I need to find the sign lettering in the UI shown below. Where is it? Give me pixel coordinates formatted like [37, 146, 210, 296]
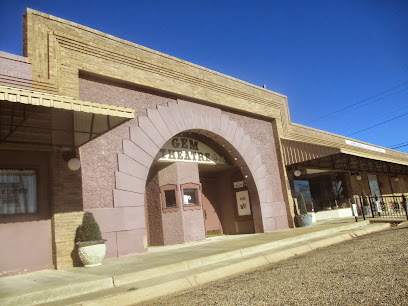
[156, 137, 225, 165]
[0, 183, 27, 201]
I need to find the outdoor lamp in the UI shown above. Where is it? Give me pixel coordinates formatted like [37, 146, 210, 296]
[352, 172, 362, 181]
[294, 169, 301, 177]
[68, 158, 81, 171]
[62, 150, 81, 171]
[391, 175, 399, 182]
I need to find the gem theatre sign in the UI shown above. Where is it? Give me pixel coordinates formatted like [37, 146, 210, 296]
[156, 137, 225, 165]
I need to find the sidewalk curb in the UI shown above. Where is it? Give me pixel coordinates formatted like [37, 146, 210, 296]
[397, 221, 408, 228]
[1, 276, 113, 306]
[113, 220, 369, 287]
[80, 223, 390, 306]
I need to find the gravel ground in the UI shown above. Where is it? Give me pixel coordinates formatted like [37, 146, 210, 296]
[146, 226, 408, 305]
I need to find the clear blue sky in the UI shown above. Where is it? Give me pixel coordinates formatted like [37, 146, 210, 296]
[1, 1, 407, 153]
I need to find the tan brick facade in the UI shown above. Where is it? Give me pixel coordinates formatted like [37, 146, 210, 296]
[23, 9, 408, 167]
[50, 149, 84, 268]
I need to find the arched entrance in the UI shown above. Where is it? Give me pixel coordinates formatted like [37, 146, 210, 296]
[145, 131, 258, 246]
[112, 99, 280, 253]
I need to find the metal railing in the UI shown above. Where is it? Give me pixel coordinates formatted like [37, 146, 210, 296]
[356, 195, 408, 220]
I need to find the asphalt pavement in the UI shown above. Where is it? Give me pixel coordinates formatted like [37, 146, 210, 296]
[146, 223, 408, 305]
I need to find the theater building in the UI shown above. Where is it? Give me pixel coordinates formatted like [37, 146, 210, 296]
[1, 9, 408, 275]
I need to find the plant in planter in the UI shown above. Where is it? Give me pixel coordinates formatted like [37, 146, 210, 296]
[361, 190, 372, 217]
[76, 211, 106, 267]
[295, 193, 313, 227]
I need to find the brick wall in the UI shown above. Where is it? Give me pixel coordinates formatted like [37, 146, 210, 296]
[50, 149, 84, 268]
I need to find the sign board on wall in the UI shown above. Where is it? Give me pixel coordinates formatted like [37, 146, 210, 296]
[345, 140, 386, 153]
[233, 181, 246, 189]
[236, 190, 251, 216]
[156, 137, 225, 165]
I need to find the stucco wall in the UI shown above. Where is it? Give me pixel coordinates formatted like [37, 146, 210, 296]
[146, 162, 205, 246]
[0, 51, 33, 90]
[79, 74, 176, 209]
[0, 150, 52, 275]
[175, 163, 205, 243]
[224, 111, 288, 231]
[145, 171, 164, 246]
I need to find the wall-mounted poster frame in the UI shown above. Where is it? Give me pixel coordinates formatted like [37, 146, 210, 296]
[235, 190, 251, 216]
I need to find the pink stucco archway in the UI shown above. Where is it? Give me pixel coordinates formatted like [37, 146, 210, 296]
[100, 99, 287, 256]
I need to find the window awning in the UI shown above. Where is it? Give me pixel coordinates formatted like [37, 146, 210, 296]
[0, 85, 135, 148]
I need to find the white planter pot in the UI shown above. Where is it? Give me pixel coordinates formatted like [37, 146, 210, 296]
[295, 214, 313, 227]
[77, 242, 106, 267]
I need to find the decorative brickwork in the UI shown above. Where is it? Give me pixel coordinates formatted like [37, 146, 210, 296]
[23, 8, 408, 167]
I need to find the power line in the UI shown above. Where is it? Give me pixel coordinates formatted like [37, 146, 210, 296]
[389, 140, 408, 148]
[306, 80, 408, 124]
[390, 143, 408, 150]
[339, 104, 408, 134]
[346, 111, 408, 137]
[308, 86, 408, 124]
[389, 141, 408, 150]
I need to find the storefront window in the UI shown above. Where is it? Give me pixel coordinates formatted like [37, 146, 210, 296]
[368, 174, 381, 197]
[331, 173, 350, 208]
[294, 180, 314, 212]
[0, 169, 37, 215]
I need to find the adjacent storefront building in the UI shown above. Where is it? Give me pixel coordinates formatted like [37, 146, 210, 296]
[1, 9, 408, 275]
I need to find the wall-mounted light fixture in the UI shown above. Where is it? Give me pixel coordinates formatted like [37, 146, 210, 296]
[68, 158, 81, 171]
[351, 172, 362, 181]
[62, 151, 81, 171]
[294, 169, 301, 177]
[391, 175, 399, 182]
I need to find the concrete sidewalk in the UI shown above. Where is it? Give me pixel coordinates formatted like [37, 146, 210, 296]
[0, 218, 395, 306]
